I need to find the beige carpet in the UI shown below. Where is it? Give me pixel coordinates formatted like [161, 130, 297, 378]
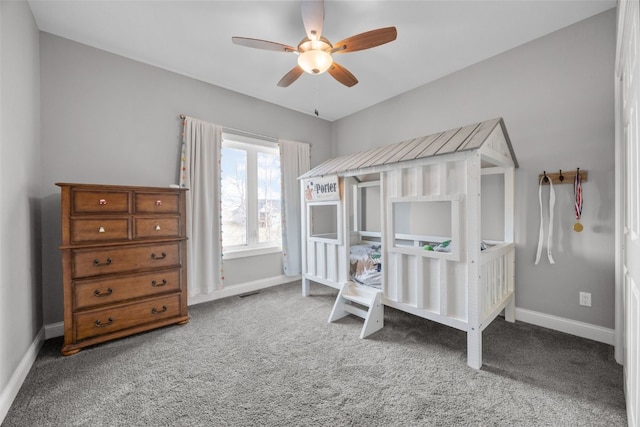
[3, 281, 626, 426]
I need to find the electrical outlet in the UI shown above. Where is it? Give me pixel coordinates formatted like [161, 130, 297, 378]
[579, 292, 592, 307]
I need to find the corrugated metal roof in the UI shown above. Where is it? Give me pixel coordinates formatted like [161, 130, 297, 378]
[300, 117, 517, 179]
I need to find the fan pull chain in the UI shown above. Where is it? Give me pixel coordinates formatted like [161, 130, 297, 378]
[314, 82, 320, 117]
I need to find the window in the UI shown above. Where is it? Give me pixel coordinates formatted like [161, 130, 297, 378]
[221, 133, 281, 257]
[308, 203, 339, 239]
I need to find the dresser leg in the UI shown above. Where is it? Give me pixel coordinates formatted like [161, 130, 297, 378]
[178, 319, 189, 325]
[61, 347, 81, 356]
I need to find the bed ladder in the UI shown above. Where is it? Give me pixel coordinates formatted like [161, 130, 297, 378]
[328, 282, 384, 339]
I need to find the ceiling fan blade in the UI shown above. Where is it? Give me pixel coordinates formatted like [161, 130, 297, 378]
[277, 66, 304, 87]
[328, 62, 358, 87]
[232, 37, 296, 53]
[333, 27, 397, 54]
[301, 0, 324, 40]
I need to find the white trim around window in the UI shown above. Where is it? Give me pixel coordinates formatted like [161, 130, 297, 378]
[221, 132, 282, 258]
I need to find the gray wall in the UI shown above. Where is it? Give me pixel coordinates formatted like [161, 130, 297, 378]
[0, 0, 42, 405]
[39, 33, 333, 324]
[333, 10, 616, 328]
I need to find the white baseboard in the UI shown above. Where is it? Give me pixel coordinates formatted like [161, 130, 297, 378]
[0, 327, 45, 425]
[515, 307, 615, 345]
[188, 274, 300, 306]
[45, 321, 64, 339]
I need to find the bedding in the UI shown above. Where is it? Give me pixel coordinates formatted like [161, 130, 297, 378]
[422, 240, 492, 252]
[350, 244, 382, 288]
[422, 240, 452, 252]
[350, 240, 490, 288]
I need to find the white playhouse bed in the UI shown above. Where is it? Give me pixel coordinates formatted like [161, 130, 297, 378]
[300, 117, 517, 369]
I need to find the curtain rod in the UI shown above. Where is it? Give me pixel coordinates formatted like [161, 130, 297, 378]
[179, 114, 279, 143]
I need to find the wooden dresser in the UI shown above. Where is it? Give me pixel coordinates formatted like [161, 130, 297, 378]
[57, 183, 189, 355]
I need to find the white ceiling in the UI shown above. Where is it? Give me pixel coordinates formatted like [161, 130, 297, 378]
[28, 0, 615, 122]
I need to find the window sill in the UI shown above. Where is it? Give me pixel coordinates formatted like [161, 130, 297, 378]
[223, 246, 282, 260]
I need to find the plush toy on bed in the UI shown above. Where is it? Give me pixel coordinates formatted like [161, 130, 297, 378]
[423, 240, 490, 252]
[423, 240, 452, 252]
[350, 244, 382, 287]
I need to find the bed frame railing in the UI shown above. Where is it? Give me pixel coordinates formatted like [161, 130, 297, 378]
[305, 230, 515, 331]
[479, 242, 515, 321]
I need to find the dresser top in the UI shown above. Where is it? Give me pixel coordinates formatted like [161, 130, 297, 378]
[56, 183, 187, 192]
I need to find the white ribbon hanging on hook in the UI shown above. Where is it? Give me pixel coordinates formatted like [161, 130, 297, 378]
[535, 175, 556, 265]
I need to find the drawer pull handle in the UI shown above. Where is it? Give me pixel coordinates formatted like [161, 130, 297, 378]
[98, 226, 106, 233]
[99, 199, 107, 205]
[151, 252, 167, 260]
[93, 258, 112, 267]
[152, 305, 168, 315]
[151, 279, 167, 287]
[95, 317, 114, 328]
[94, 287, 113, 297]
[155, 225, 161, 231]
[155, 200, 163, 206]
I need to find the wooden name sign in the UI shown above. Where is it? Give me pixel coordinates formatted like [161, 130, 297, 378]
[304, 176, 340, 202]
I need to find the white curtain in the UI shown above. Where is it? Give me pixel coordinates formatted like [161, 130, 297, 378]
[180, 117, 224, 297]
[279, 139, 310, 276]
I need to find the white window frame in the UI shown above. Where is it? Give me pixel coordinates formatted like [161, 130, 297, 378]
[221, 132, 282, 259]
[306, 200, 343, 244]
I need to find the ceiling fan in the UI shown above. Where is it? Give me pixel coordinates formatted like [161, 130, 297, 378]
[231, 0, 397, 88]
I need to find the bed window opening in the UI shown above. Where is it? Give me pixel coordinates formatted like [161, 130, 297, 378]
[221, 134, 282, 256]
[357, 180, 381, 234]
[389, 195, 462, 260]
[481, 173, 505, 242]
[393, 200, 451, 246]
[308, 202, 340, 241]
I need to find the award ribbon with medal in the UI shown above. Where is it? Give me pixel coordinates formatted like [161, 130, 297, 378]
[573, 169, 583, 232]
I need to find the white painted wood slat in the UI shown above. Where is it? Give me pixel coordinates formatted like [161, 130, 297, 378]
[400, 133, 443, 161]
[436, 123, 481, 155]
[326, 243, 337, 282]
[319, 152, 363, 176]
[418, 127, 462, 158]
[459, 118, 501, 151]
[350, 145, 392, 169]
[383, 137, 431, 164]
[369, 141, 411, 166]
[300, 117, 517, 180]
[307, 240, 316, 276]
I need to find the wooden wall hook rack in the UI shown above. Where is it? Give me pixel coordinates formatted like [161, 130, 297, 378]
[538, 169, 587, 185]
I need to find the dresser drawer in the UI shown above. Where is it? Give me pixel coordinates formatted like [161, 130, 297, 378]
[74, 268, 181, 310]
[72, 242, 181, 278]
[134, 217, 180, 239]
[72, 189, 130, 214]
[74, 294, 181, 341]
[70, 218, 130, 243]
[135, 192, 180, 214]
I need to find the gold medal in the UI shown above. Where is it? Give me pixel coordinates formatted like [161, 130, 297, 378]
[573, 222, 583, 232]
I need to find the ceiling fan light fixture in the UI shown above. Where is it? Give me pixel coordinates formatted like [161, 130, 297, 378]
[297, 49, 333, 74]
[232, 1, 397, 87]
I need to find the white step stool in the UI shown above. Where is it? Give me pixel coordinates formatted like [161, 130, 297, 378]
[328, 282, 384, 338]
